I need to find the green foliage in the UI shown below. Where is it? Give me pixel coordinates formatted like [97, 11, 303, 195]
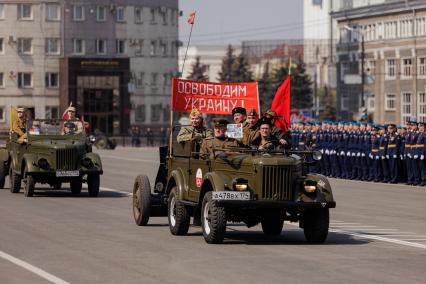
[218, 45, 253, 83]
[187, 56, 209, 81]
[258, 61, 274, 112]
[319, 86, 336, 121]
[218, 45, 236, 82]
[290, 63, 313, 109]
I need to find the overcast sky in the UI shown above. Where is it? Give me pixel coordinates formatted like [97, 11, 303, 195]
[178, 0, 303, 46]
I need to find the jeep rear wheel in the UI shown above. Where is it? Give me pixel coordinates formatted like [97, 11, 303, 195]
[87, 174, 100, 197]
[302, 208, 329, 244]
[261, 216, 284, 236]
[168, 187, 190, 235]
[201, 191, 226, 244]
[133, 175, 151, 226]
[0, 163, 5, 189]
[24, 167, 35, 197]
[9, 166, 21, 194]
[70, 179, 82, 195]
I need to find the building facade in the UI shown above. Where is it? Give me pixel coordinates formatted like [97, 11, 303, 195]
[0, 0, 178, 134]
[332, 0, 426, 123]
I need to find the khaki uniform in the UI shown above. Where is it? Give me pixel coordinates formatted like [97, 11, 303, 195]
[242, 124, 259, 145]
[252, 135, 278, 150]
[200, 136, 239, 159]
[177, 126, 213, 143]
[12, 118, 27, 144]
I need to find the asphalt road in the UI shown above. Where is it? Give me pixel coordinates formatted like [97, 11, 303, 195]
[1, 147, 426, 284]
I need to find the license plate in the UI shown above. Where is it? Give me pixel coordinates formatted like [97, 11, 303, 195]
[212, 191, 250, 201]
[56, 170, 79, 177]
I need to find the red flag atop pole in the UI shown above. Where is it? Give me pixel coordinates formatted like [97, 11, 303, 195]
[187, 11, 196, 25]
[271, 75, 291, 132]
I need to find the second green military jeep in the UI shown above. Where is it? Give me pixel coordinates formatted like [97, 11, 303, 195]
[0, 119, 103, 197]
[132, 138, 336, 244]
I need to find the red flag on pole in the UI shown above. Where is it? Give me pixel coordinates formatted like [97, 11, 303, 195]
[187, 11, 196, 25]
[271, 75, 291, 131]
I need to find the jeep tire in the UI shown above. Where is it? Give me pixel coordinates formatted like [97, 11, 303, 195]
[0, 162, 5, 189]
[133, 175, 151, 226]
[24, 167, 35, 197]
[168, 187, 190, 235]
[70, 179, 82, 195]
[9, 166, 21, 194]
[201, 191, 226, 244]
[87, 174, 100, 197]
[302, 208, 329, 244]
[261, 216, 284, 236]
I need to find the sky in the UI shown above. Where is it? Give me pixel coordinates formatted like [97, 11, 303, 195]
[178, 0, 303, 46]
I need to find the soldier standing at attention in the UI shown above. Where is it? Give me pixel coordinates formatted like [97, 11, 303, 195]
[397, 125, 407, 183]
[378, 125, 389, 183]
[242, 108, 259, 145]
[387, 124, 401, 184]
[407, 120, 420, 185]
[199, 118, 239, 159]
[415, 122, 426, 186]
[251, 117, 279, 150]
[12, 107, 27, 144]
[177, 108, 213, 143]
[370, 125, 381, 182]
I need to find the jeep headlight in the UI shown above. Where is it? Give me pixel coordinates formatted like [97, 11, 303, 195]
[37, 158, 49, 169]
[232, 178, 248, 191]
[313, 151, 322, 161]
[303, 180, 317, 193]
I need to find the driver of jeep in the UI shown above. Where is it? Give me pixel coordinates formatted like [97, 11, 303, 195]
[199, 118, 240, 159]
[63, 121, 76, 135]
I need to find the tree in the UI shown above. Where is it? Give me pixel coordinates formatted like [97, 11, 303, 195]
[218, 45, 236, 82]
[258, 61, 275, 112]
[187, 56, 209, 81]
[290, 62, 313, 109]
[319, 86, 337, 120]
[231, 53, 254, 82]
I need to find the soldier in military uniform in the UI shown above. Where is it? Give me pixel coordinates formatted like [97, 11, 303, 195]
[406, 120, 419, 185]
[251, 117, 279, 150]
[415, 122, 426, 186]
[199, 118, 240, 159]
[242, 108, 259, 145]
[12, 107, 27, 144]
[177, 108, 213, 143]
[378, 125, 390, 183]
[397, 125, 407, 183]
[387, 124, 401, 183]
[263, 109, 290, 148]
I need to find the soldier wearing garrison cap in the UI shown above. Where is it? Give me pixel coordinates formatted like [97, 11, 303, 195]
[199, 118, 239, 159]
[242, 108, 260, 145]
[12, 107, 28, 144]
[177, 108, 213, 143]
[63, 105, 84, 134]
[415, 121, 426, 185]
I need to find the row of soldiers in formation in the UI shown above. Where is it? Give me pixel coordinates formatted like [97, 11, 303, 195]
[289, 120, 426, 186]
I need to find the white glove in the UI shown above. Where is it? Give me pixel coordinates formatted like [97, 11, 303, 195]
[408, 154, 412, 158]
[320, 149, 324, 154]
[357, 153, 360, 157]
[386, 155, 389, 159]
[421, 155, 425, 160]
[400, 155, 404, 160]
[352, 153, 356, 157]
[341, 151, 345, 156]
[369, 153, 373, 159]
[361, 153, 366, 157]
[376, 156, 379, 160]
[414, 155, 419, 159]
[332, 150, 336, 155]
[325, 149, 329, 154]
[393, 155, 397, 159]
[381, 156, 385, 160]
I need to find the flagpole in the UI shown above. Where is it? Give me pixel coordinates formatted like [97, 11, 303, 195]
[285, 57, 292, 130]
[180, 12, 196, 77]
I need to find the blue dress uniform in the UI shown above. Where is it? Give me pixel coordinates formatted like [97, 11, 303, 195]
[317, 127, 326, 175]
[386, 125, 400, 184]
[323, 125, 331, 176]
[378, 128, 390, 183]
[398, 127, 407, 183]
[371, 130, 381, 182]
[415, 124, 426, 185]
[362, 129, 371, 180]
[409, 128, 420, 185]
[330, 127, 339, 177]
[347, 128, 356, 179]
[340, 127, 349, 178]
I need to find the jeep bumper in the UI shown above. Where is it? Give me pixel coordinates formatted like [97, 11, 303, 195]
[215, 200, 336, 209]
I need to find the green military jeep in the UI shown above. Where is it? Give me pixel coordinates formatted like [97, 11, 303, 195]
[0, 119, 103, 197]
[132, 138, 336, 244]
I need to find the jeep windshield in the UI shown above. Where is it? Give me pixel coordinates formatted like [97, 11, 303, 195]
[27, 119, 85, 137]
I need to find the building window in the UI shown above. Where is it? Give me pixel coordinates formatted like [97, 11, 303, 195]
[0, 72, 4, 87]
[134, 7, 143, 23]
[385, 94, 396, 111]
[0, 4, 4, 19]
[160, 41, 167, 57]
[73, 39, 85, 54]
[136, 72, 144, 88]
[46, 38, 60, 55]
[418, 57, 426, 77]
[135, 105, 145, 122]
[163, 105, 170, 122]
[416, 17, 426, 36]
[73, 5, 85, 21]
[18, 38, 32, 55]
[384, 21, 398, 39]
[45, 72, 59, 88]
[163, 73, 169, 86]
[151, 73, 158, 86]
[17, 72, 32, 88]
[150, 8, 156, 23]
[96, 6, 106, 21]
[170, 9, 176, 26]
[0, 38, 4, 54]
[366, 60, 375, 76]
[116, 39, 126, 55]
[418, 92, 426, 122]
[96, 39, 107, 55]
[367, 94, 375, 111]
[340, 62, 349, 82]
[340, 96, 348, 111]
[160, 8, 167, 25]
[45, 106, 59, 119]
[402, 92, 412, 123]
[385, 59, 396, 79]
[400, 19, 413, 38]
[18, 4, 32, 20]
[401, 58, 412, 78]
[46, 4, 60, 21]
[135, 40, 144, 56]
[150, 41, 156, 56]
[151, 104, 161, 122]
[0, 106, 5, 122]
[116, 6, 125, 22]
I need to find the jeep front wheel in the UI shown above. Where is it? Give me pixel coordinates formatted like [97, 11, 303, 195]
[261, 216, 284, 236]
[24, 167, 35, 197]
[302, 208, 329, 244]
[133, 175, 151, 226]
[70, 179, 82, 195]
[9, 166, 21, 194]
[201, 191, 226, 244]
[87, 174, 100, 197]
[0, 162, 5, 189]
[168, 187, 190, 235]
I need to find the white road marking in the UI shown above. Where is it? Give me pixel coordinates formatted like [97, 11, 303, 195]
[347, 229, 399, 231]
[100, 155, 158, 163]
[399, 238, 426, 241]
[0, 250, 70, 284]
[331, 225, 377, 228]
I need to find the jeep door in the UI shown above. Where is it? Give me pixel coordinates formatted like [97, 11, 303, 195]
[188, 158, 210, 201]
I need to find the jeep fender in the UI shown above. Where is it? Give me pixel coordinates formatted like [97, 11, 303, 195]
[0, 148, 9, 163]
[166, 168, 187, 200]
[199, 172, 232, 203]
[22, 153, 39, 174]
[83, 152, 103, 171]
[306, 173, 334, 203]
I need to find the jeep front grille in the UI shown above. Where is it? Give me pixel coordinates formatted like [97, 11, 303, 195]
[56, 149, 77, 170]
[261, 166, 293, 201]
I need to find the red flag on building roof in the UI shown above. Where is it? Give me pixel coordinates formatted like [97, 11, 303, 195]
[271, 76, 291, 132]
[187, 11, 196, 25]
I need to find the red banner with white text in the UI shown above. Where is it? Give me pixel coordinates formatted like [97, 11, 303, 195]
[171, 78, 259, 115]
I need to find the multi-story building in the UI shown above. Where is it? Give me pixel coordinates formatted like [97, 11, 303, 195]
[332, 0, 426, 123]
[0, 0, 179, 134]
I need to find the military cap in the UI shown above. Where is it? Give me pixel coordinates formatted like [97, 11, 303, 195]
[232, 107, 246, 116]
[418, 122, 426, 127]
[388, 123, 397, 128]
[67, 106, 76, 112]
[247, 108, 258, 117]
[264, 109, 277, 118]
[189, 107, 202, 118]
[212, 118, 229, 127]
[258, 117, 272, 126]
[17, 107, 25, 112]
